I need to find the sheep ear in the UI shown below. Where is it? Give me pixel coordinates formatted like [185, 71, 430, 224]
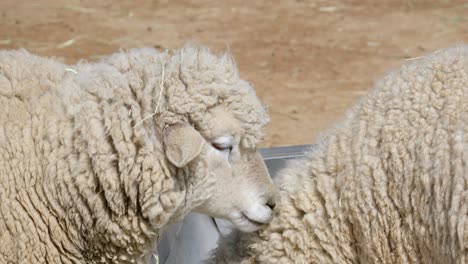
[163, 123, 204, 168]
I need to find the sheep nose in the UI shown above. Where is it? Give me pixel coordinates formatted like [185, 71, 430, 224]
[266, 199, 276, 210]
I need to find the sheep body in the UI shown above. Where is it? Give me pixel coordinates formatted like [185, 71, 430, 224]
[0, 45, 271, 263]
[210, 45, 468, 264]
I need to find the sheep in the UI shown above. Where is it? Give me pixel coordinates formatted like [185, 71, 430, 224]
[0, 44, 278, 264]
[209, 45, 468, 264]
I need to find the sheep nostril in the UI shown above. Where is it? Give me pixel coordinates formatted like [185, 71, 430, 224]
[266, 199, 276, 210]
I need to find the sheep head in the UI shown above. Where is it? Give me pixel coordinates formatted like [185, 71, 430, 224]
[156, 45, 277, 232]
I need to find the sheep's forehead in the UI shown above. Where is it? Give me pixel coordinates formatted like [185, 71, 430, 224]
[198, 106, 243, 140]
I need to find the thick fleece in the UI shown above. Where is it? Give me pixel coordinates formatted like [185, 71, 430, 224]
[210, 45, 468, 263]
[0, 45, 268, 263]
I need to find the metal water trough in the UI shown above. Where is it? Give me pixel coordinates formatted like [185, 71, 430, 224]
[155, 145, 311, 264]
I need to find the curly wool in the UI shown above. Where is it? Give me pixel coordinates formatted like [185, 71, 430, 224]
[210, 45, 468, 264]
[0, 45, 268, 263]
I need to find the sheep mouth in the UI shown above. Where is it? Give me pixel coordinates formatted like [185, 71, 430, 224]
[241, 212, 267, 227]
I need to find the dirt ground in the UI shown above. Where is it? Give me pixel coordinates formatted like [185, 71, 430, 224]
[1, 0, 467, 146]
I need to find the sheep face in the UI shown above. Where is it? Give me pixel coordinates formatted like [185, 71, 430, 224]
[164, 106, 277, 232]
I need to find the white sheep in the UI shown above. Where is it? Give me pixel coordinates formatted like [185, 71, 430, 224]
[0, 44, 277, 263]
[209, 45, 468, 264]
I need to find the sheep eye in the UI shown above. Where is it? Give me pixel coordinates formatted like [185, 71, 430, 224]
[212, 143, 232, 153]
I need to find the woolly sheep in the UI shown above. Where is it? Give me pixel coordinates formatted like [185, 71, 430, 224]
[0, 45, 278, 263]
[209, 45, 468, 263]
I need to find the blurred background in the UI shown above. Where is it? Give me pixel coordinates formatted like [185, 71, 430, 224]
[1, 0, 467, 147]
